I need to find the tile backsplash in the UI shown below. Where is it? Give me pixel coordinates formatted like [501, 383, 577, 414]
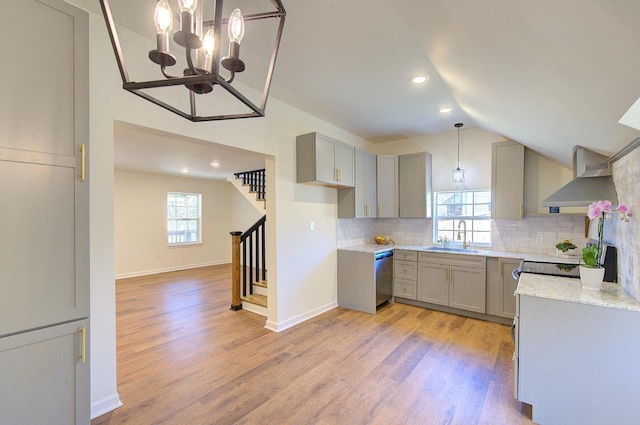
[338, 214, 588, 255]
[612, 148, 640, 300]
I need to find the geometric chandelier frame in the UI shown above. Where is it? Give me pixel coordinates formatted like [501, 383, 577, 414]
[99, 0, 286, 122]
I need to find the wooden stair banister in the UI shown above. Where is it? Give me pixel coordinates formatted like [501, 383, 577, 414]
[234, 169, 266, 201]
[230, 214, 267, 311]
[230, 231, 243, 311]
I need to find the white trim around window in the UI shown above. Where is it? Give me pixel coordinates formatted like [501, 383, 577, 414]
[433, 190, 492, 246]
[167, 192, 202, 246]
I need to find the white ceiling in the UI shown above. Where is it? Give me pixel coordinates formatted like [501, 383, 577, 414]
[78, 0, 640, 175]
[113, 123, 266, 180]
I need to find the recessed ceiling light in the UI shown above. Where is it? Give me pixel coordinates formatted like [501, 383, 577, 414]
[439, 107, 452, 114]
[411, 75, 429, 84]
[210, 161, 221, 167]
[180, 168, 190, 174]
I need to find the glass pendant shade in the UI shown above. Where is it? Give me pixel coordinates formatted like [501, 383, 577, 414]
[453, 167, 465, 183]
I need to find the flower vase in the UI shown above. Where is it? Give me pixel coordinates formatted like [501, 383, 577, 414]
[579, 266, 604, 291]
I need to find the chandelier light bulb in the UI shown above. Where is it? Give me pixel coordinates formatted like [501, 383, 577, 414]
[228, 9, 245, 44]
[154, 0, 173, 34]
[203, 28, 215, 56]
[202, 28, 215, 71]
[177, 0, 197, 13]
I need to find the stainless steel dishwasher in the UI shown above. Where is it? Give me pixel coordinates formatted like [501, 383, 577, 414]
[374, 250, 393, 308]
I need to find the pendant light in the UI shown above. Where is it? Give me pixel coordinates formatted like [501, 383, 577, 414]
[452, 123, 465, 183]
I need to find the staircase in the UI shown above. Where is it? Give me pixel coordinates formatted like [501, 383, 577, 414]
[228, 169, 266, 212]
[230, 169, 268, 316]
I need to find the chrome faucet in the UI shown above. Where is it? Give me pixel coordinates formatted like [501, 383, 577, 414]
[457, 220, 469, 249]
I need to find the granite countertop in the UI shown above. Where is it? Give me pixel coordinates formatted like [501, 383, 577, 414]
[338, 244, 578, 263]
[515, 272, 640, 313]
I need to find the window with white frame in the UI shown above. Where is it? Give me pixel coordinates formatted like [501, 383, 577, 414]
[434, 190, 492, 246]
[167, 192, 201, 245]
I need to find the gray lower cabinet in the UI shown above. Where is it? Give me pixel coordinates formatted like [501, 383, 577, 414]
[393, 250, 417, 299]
[417, 252, 487, 313]
[0, 1, 89, 423]
[0, 319, 90, 425]
[486, 257, 521, 318]
[338, 249, 390, 314]
[417, 262, 449, 305]
[517, 295, 640, 424]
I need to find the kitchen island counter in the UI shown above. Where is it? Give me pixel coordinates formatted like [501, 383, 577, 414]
[516, 272, 640, 313]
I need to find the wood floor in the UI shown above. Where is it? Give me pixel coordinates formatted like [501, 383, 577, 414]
[92, 265, 534, 425]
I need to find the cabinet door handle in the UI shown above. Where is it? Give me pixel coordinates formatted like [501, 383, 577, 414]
[520, 204, 523, 219]
[339, 168, 342, 181]
[80, 144, 86, 181]
[499, 259, 503, 277]
[80, 326, 86, 363]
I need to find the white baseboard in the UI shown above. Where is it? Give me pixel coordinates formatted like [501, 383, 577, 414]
[91, 393, 122, 419]
[264, 301, 338, 333]
[115, 260, 230, 280]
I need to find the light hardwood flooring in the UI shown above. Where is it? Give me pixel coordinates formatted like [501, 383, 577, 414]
[92, 265, 534, 425]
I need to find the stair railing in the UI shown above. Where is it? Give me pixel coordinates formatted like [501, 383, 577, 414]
[234, 168, 266, 201]
[230, 214, 266, 311]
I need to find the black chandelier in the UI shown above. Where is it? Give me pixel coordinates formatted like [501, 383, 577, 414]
[99, 0, 286, 121]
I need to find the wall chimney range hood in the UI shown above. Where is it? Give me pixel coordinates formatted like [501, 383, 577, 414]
[541, 146, 618, 207]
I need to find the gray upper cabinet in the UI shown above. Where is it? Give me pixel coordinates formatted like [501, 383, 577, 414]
[0, 1, 89, 423]
[296, 132, 355, 188]
[399, 152, 432, 218]
[486, 257, 521, 319]
[0, 0, 89, 338]
[491, 141, 525, 219]
[338, 149, 377, 218]
[376, 155, 399, 218]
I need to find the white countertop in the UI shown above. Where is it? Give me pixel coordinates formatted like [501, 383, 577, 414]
[339, 244, 639, 312]
[338, 244, 578, 263]
[516, 272, 640, 313]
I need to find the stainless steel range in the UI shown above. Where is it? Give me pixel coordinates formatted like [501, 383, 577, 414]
[512, 260, 580, 280]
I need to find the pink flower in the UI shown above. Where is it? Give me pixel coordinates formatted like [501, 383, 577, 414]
[585, 201, 632, 266]
[617, 204, 632, 222]
[587, 200, 613, 219]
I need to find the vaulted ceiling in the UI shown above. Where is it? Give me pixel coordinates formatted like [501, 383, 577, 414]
[76, 0, 640, 172]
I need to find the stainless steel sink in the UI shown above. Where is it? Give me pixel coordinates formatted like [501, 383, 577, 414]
[422, 246, 488, 254]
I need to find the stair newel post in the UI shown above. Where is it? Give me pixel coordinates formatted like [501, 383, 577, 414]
[230, 231, 243, 311]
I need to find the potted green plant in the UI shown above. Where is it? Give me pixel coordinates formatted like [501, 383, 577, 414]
[437, 235, 450, 248]
[580, 200, 632, 290]
[555, 239, 577, 256]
